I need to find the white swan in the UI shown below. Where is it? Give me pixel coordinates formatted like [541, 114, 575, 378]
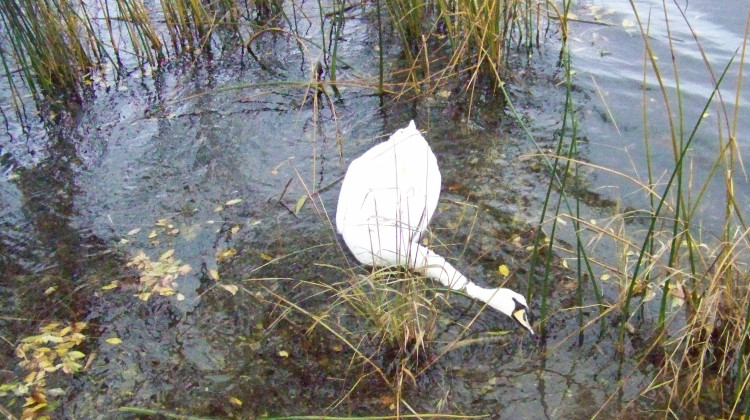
[336, 121, 534, 334]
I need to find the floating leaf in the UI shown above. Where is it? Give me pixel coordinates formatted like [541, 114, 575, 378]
[176, 293, 185, 301]
[294, 196, 307, 215]
[106, 337, 122, 345]
[562, 259, 569, 269]
[67, 351, 86, 360]
[127, 228, 141, 236]
[600, 274, 611, 281]
[44, 287, 56, 295]
[159, 249, 175, 261]
[178, 264, 192, 275]
[214, 205, 223, 212]
[209, 269, 219, 280]
[498, 265, 510, 277]
[148, 230, 157, 239]
[278, 350, 289, 358]
[260, 253, 273, 261]
[229, 396, 243, 406]
[221, 284, 239, 295]
[225, 198, 242, 206]
[231, 225, 240, 234]
[101, 281, 118, 290]
[217, 248, 237, 262]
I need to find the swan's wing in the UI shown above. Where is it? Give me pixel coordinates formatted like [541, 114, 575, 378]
[336, 121, 441, 262]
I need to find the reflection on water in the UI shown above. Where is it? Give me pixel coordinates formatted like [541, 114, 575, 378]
[1, 0, 747, 418]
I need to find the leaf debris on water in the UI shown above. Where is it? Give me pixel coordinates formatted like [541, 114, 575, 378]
[221, 284, 239, 295]
[498, 265, 510, 277]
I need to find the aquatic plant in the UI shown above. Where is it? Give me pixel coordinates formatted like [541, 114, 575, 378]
[512, 0, 750, 416]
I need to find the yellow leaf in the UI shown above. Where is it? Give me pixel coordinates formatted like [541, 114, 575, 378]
[101, 281, 118, 290]
[44, 287, 56, 295]
[498, 265, 510, 277]
[600, 274, 611, 281]
[229, 396, 242, 406]
[176, 293, 185, 301]
[260, 253, 273, 261]
[214, 205, 223, 212]
[67, 351, 86, 360]
[148, 230, 157, 239]
[127, 228, 141, 236]
[217, 248, 237, 262]
[562, 259, 569, 269]
[278, 350, 289, 358]
[221, 284, 239, 295]
[159, 249, 175, 261]
[209, 269, 219, 280]
[294, 196, 307, 215]
[105, 337, 122, 345]
[225, 198, 242, 206]
[58, 326, 71, 336]
[178, 264, 192, 275]
[138, 292, 152, 301]
[231, 225, 240, 234]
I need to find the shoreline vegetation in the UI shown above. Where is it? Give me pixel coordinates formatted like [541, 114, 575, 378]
[1, 0, 748, 418]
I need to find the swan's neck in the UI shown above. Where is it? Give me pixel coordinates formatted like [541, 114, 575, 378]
[408, 243, 518, 317]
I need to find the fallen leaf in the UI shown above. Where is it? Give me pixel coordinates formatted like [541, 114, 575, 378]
[225, 198, 242, 206]
[221, 284, 239, 295]
[44, 287, 56, 295]
[159, 249, 175, 261]
[214, 205, 223, 212]
[67, 351, 86, 360]
[278, 350, 289, 358]
[260, 253, 273, 261]
[217, 248, 237, 262]
[105, 337, 122, 345]
[231, 225, 240, 234]
[294, 196, 307, 215]
[209, 269, 219, 280]
[148, 230, 157, 239]
[229, 396, 242, 406]
[600, 274, 611, 281]
[178, 264, 192, 275]
[127, 228, 141, 236]
[101, 281, 118, 290]
[498, 265, 510, 277]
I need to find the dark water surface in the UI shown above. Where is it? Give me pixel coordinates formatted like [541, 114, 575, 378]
[1, 0, 747, 418]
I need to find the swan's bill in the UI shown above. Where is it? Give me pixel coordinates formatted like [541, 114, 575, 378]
[512, 307, 535, 335]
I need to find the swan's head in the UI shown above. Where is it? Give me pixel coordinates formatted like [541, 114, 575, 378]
[468, 284, 534, 335]
[507, 294, 534, 335]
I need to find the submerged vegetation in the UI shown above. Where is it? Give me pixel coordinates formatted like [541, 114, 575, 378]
[0, 0, 749, 418]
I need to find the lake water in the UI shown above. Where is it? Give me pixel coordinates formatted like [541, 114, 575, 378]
[0, 0, 747, 417]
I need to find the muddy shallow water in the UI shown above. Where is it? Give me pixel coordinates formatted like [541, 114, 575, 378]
[1, 0, 748, 418]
